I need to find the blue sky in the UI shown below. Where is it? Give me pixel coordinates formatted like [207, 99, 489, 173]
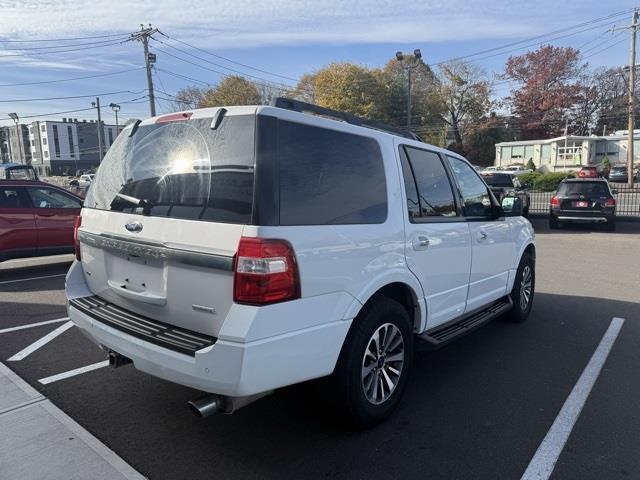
[0, 1, 637, 127]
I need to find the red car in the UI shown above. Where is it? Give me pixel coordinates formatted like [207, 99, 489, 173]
[578, 165, 608, 178]
[0, 180, 82, 262]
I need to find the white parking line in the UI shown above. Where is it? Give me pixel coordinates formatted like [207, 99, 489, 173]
[8, 321, 74, 362]
[521, 317, 625, 480]
[38, 360, 110, 385]
[0, 273, 66, 285]
[0, 317, 69, 334]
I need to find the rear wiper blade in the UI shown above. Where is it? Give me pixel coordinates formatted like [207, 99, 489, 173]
[115, 193, 154, 215]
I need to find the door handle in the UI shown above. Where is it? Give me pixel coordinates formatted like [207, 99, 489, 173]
[38, 212, 56, 217]
[478, 230, 488, 241]
[412, 236, 430, 251]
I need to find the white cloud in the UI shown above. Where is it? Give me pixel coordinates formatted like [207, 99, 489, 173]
[0, 0, 566, 48]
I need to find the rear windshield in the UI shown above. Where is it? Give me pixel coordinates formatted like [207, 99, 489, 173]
[1, 167, 37, 180]
[482, 174, 514, 187]
[86, 115, 255, 224]
[611, 166, 626, 171]
[558, 182, 609, 196]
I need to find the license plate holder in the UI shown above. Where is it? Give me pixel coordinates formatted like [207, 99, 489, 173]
[575, 201, 589, 208]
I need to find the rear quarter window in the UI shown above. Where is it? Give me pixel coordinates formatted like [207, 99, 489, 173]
[277, 120, 387, 225]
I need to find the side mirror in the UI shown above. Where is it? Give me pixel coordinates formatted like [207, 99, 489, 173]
[501, 196, 524, 217]
[611, 189, 618, 195]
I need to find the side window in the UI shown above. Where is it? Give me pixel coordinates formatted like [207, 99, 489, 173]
[278, 121, 387, 225]
[446, 156, 493, 217]
[0, 188, 29, 209]
[401, 146, 457, 218]
[27, 188, 81, 209]
[399, 148, 420, 219]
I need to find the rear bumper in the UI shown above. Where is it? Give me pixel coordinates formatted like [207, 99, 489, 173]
[550, 209, 615, 223]
[65, 261, 352, 397]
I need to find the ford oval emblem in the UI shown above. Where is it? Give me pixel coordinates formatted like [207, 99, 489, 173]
[125, 220, 143, 233]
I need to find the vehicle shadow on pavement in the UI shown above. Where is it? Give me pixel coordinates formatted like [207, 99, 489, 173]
[29, 292, 639, 480]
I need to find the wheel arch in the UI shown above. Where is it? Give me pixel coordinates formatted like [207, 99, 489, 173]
[345, 279, 426, 334]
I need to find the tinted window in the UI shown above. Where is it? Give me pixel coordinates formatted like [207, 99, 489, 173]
[446, 156, 493, 217]
[27, 188, 80, 209]
[402, 147, 456, 218]
[399, 148, 420, 219]
[278, 121, 387, 225]
[558, 182, 609, 196]
[0, 188, 29, 208]
[86, 115, 255, 224]
[483, 174, 514, 188]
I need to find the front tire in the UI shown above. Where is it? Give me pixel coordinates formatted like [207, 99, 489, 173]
[506, 253, 535, 323]
[332, 298, 414, 428]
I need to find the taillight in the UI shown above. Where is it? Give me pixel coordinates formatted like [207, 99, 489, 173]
[73, 215, 82, 261]
[233, 237, 300, 305]
[605, 198, 616, 207]
[550, 196, 560, 208]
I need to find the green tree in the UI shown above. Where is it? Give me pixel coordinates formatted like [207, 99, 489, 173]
[292, 63, 387, 119]
[174, 76, 262, 109]
[464, 113, 518, 166]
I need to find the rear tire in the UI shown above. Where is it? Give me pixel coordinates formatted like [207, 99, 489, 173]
[332, 298, 413, 428]
[506, 253, 535, 323]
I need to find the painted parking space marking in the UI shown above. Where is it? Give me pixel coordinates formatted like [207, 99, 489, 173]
[0, 317, 69, 335]
[8, 321, 74, 362]
[520, 317, 625, 480]
[38, 360, 110, 385]
[0, 273, 65, 285]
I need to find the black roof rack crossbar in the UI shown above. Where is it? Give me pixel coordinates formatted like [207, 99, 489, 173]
[271, 97, 422, 141]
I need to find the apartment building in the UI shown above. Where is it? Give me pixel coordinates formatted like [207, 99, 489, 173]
[29, 118, 123, 176]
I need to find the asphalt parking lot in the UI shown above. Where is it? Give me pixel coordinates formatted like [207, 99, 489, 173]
[1, 219, 639, 480]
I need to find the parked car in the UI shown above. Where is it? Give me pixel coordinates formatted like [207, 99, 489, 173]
[608, 165, 639, 183]
[77, 174, 95, 188]
[0, 180, 83, 262]
[482, 166, 501, 174]
[578, 165, 608, 178]
[0, 163, 38, 181]
[549, 178, 616, 231]
[66, 98, 536, 427]
[482, 172, 530, 217]
[504, 164, 531, 175]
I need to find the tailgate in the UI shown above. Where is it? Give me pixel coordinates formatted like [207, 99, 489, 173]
[78, 209, 242, 337]
[75, 109, 256, 337]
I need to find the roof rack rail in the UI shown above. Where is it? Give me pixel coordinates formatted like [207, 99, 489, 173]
[270, 97, 422, 142]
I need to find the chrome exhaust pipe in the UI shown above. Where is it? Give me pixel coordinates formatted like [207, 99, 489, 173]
[187, 390, 273, 418]
[188, 395, 220, 418]
[108, 351, 132, 368]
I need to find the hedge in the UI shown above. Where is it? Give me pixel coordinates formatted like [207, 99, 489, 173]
[532, 172, 576, 191]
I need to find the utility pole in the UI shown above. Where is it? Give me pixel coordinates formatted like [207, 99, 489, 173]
[627, 9, 638, 187]
[91, 98, 104, 163]
[395, 49, 422, 131]
[131, 25, 158, 117]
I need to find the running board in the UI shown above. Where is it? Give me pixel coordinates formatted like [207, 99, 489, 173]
[418, 297, 513, 349]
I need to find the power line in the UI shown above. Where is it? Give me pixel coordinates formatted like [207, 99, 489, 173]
[0, 89, 145, 103]
[431, 9, 633, 66]
[0, 38, 129, 57]
[0, 67, 144, 88]
[0, 32, 130, 43]
[0, 36, 131, 51]
[157, 31, 300, 83]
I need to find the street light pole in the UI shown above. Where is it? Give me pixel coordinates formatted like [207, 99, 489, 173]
[396, 49, 422, 131]
[109, 103, 121, 133]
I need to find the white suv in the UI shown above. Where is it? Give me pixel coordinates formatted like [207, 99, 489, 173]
[66, 99, 535, 427]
